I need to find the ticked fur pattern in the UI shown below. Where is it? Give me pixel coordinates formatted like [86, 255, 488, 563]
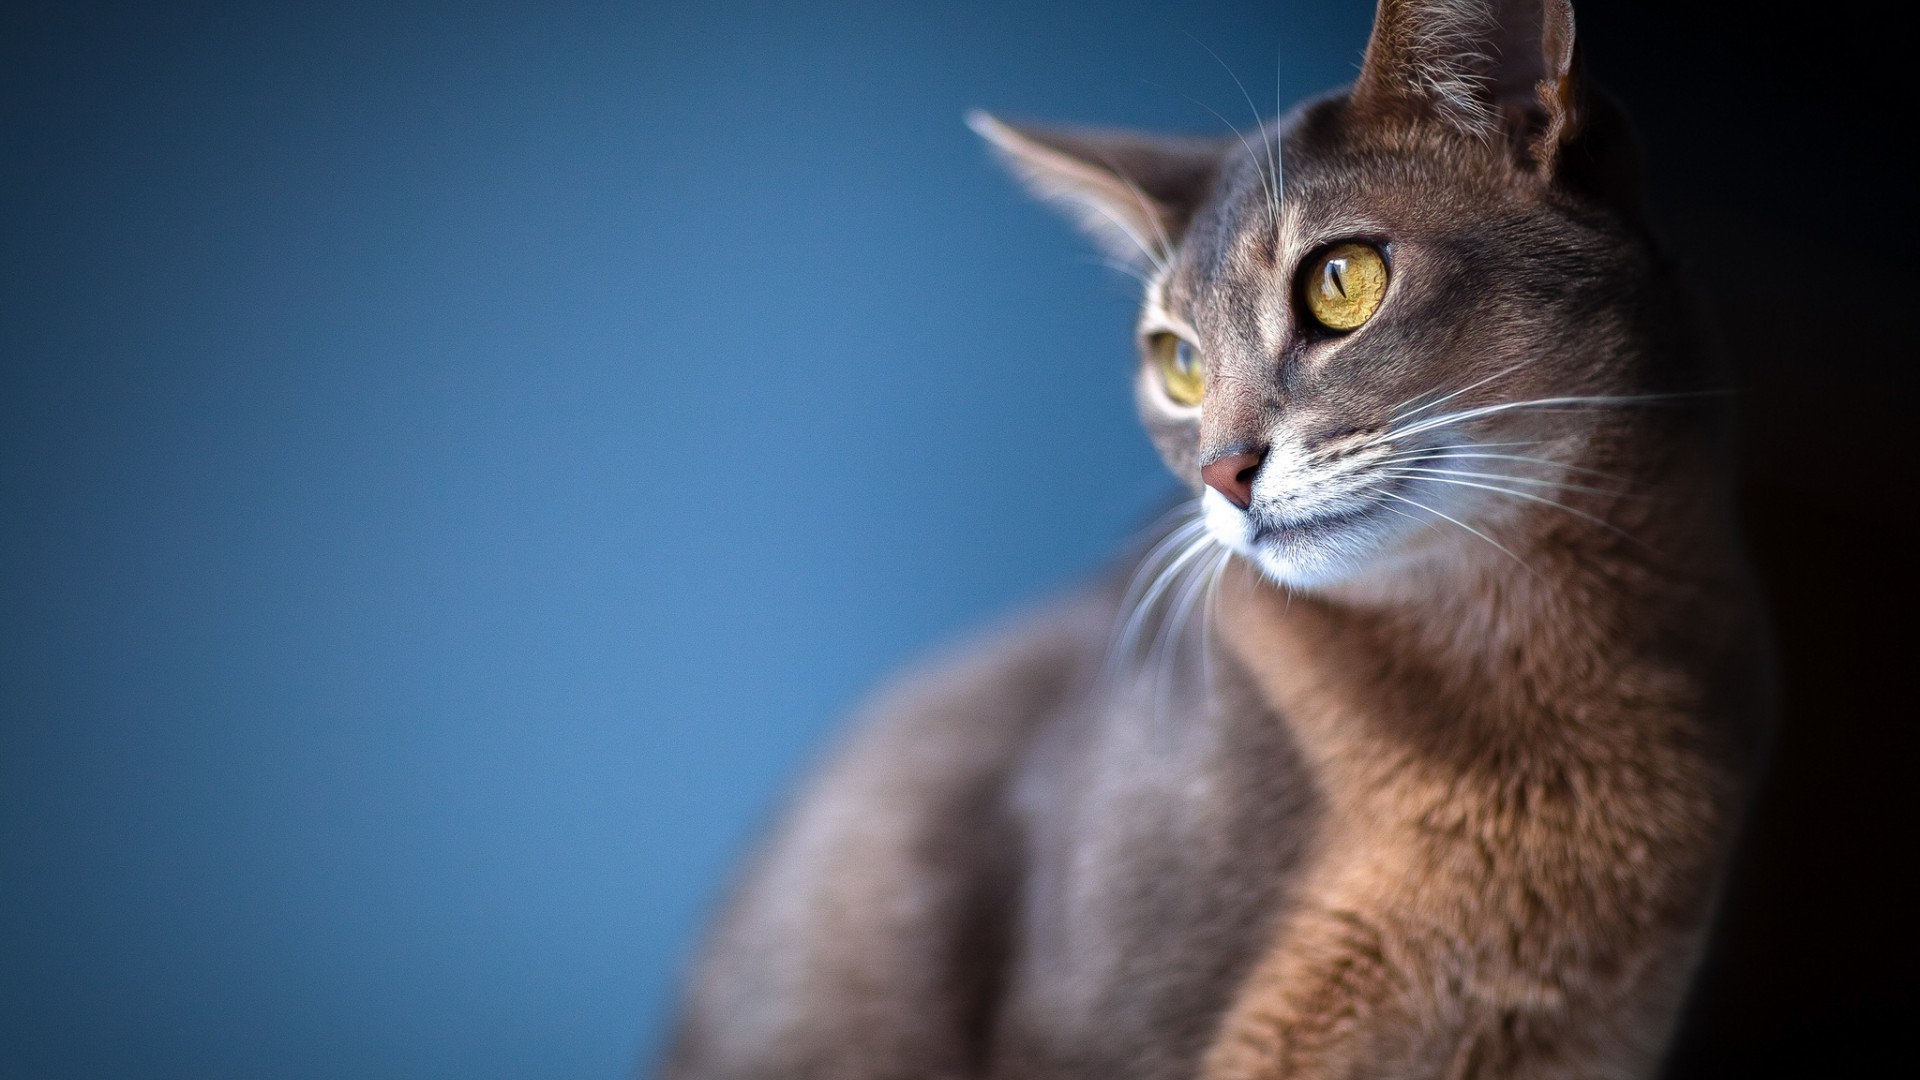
[663, 2, 1772, 1077]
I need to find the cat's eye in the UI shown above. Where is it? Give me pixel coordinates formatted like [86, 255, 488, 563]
[1302, 242, 1388, 332]
[1149, 332, 1204, 407]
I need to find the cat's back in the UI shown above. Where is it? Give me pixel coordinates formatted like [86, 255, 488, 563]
[663, 585, 1111, 1077]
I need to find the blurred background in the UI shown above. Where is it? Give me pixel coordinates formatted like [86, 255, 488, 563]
[2, 2, 1910, 1077]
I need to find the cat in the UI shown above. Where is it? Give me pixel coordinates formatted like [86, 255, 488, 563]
[661, 1, 1773, 1076]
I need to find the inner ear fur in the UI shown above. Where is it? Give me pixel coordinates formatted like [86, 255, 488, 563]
[1351, 0, 1584, 173]
[968, 110, 1226, 269]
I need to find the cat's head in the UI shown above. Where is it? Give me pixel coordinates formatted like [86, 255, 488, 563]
[976, 0, 1698, 592]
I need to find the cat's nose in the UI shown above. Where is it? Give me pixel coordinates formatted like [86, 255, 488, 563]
[1201, 448, 1265, 510]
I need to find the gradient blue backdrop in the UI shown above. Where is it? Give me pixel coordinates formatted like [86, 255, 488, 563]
[2, 3, 1372, 1077]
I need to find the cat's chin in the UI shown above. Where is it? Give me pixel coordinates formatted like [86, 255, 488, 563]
[1202, 488, 1396, 591]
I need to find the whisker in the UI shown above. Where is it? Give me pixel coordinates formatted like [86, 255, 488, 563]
[1366, 393, 1705, 449]
[1121, 507, 1205, 584]
[1106, 516, 1207, 671]
[1151, 537, 1220, 721]
[1375, 439, 1543, 457]
[1085, 150, 1179, 270]
[1115, 515, 1209, 613]
[1377, 500, 1435, 532]
[1271, 42, 1286, 230]
[1108, 524, 1216, 681]
[1388, 359, 1532, 424]
[1178, 31, 1279, 226]
[1081, 199, 1169, 276]
[1378, 489, 1538, 577]
[1074, 254, 1154, 289]
[1383, 471, 1647, 547]
[1136, 497, 1209, 536]
[1151, 80, 1276, 230]
[1375, 448, 1625, 482]
[1386, 465, 1637, 498]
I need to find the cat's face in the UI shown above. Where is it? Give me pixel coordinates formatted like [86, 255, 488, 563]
[980, 0, 1672, 591]
[1136, 106, 1647, 588]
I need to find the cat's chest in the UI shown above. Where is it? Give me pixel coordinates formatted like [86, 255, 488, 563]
[993, 669, 1322, 1076]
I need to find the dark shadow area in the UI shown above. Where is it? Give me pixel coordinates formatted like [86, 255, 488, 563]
[1576, 2, 1918, 1074]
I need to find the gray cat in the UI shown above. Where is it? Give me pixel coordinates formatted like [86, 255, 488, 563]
[663, 1, 1773, 1076]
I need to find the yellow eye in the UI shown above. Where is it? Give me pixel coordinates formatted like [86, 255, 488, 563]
[1149, 332, 1204, 406]
[1302, 242, 1388, 331]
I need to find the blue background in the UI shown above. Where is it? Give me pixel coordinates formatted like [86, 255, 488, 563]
[1, 2, 1375, 1076]
[14, 2, 1915, 1077]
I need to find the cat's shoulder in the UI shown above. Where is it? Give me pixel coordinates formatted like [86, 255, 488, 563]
[829, 583, 1119, 777]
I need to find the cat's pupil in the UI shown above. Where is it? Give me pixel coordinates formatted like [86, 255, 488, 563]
[1176, 340, 1195, 373]
[1327, 260, 1348, 298]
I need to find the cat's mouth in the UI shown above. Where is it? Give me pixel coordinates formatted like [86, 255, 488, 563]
[1207, 483, 1396, 543]
[1246, 503, 1381, 545]
[1203, 481, 1406, 588]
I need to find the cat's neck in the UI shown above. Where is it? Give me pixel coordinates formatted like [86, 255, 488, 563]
[1212, 444, 1741, 771]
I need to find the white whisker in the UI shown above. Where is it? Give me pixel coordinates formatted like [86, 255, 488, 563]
[1179, 32, 1279, 227]
[1378, 489, 1537, 577]
[1383, 471, 1646, 546]
[1106, 520, 1205, 677]
[1115, 516, 1209, 616]
[1081, 198, 1169, 276]
[1108, 519, 1216, 682]
[1374, 440, 1543, 460]
[1151, 537, 1221, 721]
[1386, 465, 1634, 498]
[1086, 150, 1178, 270]
[1155, 83, 1276, 230]
[1075, 254, 1154, 288]
[1388, 359, 1532, 424]
[1375, 448, 1626, 482]
[1365, 393, 1699, 449]
[1271, 42, 1286, 230]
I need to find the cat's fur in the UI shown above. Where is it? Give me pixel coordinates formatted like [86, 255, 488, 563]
[662, 1, 1773, 1077]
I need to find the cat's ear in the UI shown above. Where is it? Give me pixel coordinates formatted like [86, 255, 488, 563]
[968, 111, 1225, 269]
[1351, 0, 1584, 172]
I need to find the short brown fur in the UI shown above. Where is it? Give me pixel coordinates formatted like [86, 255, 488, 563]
[662, 3, 1772, 1077]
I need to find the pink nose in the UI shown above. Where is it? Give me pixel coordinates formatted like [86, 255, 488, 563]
[1201, 449, 1265, 510]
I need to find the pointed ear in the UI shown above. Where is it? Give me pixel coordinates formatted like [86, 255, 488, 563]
[967, 110, 1225, 269]
[1351, 0, 1584, 171]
